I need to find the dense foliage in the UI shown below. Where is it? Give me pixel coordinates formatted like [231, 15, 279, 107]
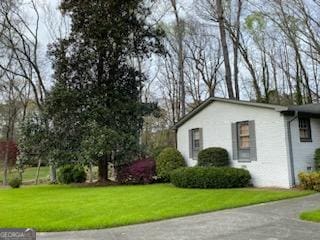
[156, 148, 186, 182]
[299, 172, 320, 191]
[198, 147, 229, 167]
[117, 157, 156, 184]
[170, 167, 251, 189]
[315, 149, 320, 171]
[8, 177, 22, 188]
[19, 0, 164, 182]
[58, 165, 87, 184]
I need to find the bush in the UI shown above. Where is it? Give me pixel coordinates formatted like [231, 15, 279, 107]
[72, 166, 87, 183]
[58, 165, 87, 184]
[117, 157, 156, 184]
[9, 177, 22, 188]
[299, 172, 320, 191]
[170, 167, 251, 189]
[151, 145, 171, 159]
[198, 147, 229, 167]
[315, 149, 320, 171]
[156, 147, 186, 182]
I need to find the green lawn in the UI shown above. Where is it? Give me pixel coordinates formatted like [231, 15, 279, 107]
[300, 209, 320, 222]
[0, 167, 50, 183]
[0, 184, 313, 232]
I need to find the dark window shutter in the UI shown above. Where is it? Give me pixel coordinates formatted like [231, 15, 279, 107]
[231, 123, 238, 160]
[189, 129, 193, 158]
[249, 120, 257, 161]
[199, 128, 203, 151]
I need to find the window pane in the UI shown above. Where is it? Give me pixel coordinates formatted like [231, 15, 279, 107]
[194, 139, 200, 148]
[239, 149, 250, 159]
[237, 121, 251, 159]
[300, 129, 306, 139]
[240, 124, 249, 136]
[193, 129, 200, 140]
[240, 136, 250, 149]
[299, 118, 311, 141]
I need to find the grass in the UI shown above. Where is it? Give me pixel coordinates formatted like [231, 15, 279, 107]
[0, 184, 313, 232]
[0, 167, 50, 183]
[300, 209, 320, 222]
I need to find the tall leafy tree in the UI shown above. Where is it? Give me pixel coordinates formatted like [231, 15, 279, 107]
[39, 0, 164, 182]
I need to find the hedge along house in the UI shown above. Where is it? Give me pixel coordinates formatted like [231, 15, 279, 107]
[173, 97, 320, 188]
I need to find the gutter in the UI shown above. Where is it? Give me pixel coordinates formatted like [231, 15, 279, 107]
[287, 111, 298, 187]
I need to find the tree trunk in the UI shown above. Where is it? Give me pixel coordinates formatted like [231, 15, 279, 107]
[98, 156, 109, 183]
[35, 158, 41, 185]
[295, 55, 303, 105]
[171, 0, 186, 117]
[233, 0, 242, 100]
[50, 165, 57, 184]
[3, 142, 9, 186]
[89, 162, 93, 183]
[216, 0, 234, 99]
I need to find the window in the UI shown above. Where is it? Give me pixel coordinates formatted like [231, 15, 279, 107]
[232, 121, 257, 161]
[299, 118, 312, 142]
[237, 121, 250, 160]
[192, 128, 200, 160]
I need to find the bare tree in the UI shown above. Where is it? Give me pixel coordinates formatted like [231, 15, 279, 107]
[184, 21, 223, 98]
[0, 0, 47, 110]
[169, 0, 186, 117]
[215, 0, 234, 99]
[0, 69, 27, 185]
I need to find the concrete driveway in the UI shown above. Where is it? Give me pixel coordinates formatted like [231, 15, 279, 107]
[38, 194, 320, 240]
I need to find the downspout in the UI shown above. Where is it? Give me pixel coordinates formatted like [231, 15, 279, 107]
[287, 111, 298, 187]
[174, 128, 178, 149]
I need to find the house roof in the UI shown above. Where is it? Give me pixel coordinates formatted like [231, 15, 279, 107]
[287, 104, 320, 115]
[173, 97, 320, 129]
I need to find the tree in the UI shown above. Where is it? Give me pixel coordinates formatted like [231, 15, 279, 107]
[0, 0, 47, 109]
[170, 0, 186, 117]
[18, 113, 51, 184]
[215, 0, 234, 99]
[27, 0, 164, 182]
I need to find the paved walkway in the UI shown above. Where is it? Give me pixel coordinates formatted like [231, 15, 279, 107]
[38, 194, 320, 240]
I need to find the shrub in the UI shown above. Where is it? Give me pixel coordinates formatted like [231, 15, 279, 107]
[299, 172, 320, 191]
[315, 149, 320, 171]
[156, 147, 186, 182]
[198, 147, 229, 167]
[151, 145, 171, 159]
[170, 167, 251, 189]
[72, 166, 87, 183]
[9, 177, 22, 188]
[58, 165, 87, 184]
[117, 157, 156, 184]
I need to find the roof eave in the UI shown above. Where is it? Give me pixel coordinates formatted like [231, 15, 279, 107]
[172, 97, 289, 130]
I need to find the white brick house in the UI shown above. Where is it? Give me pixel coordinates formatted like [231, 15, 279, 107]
[173, 98, 320, 188]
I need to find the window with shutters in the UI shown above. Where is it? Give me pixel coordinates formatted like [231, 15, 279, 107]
[237, 121, 250, 160]
[299, 118, 312, 142]
[192, 128, 200, 160]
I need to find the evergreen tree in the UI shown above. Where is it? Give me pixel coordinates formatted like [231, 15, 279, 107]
[41, 0, 163, 182]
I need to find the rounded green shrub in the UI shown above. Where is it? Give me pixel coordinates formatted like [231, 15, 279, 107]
[9, 176, 22, 189]
[170, 167, 251, 189]
[156, 147, 186, 182]
[58, 165, 87, 184]
[315, 148, 320, 171]
[72, 166, 87, 183]
[198, 147, 229, 167]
